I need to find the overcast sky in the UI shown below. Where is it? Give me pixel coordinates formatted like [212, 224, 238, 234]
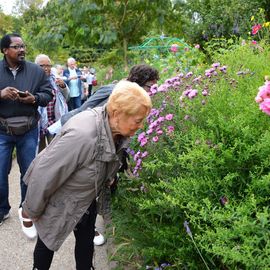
[0, 0, 49, 15]
[0, 0, 16, 14]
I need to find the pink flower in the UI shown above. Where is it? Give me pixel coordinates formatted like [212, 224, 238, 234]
[170, 44, 178, 53]
[195, 44, 200, 49]
[141, 151, 148, 158]
[157, 129, 163, 135]
[146, 128, 154, 135]
[152, 136, 159, 142]
[251, 40, 257, 45]
[140, 137, 148, 147]
[138, 132, 146, 142]
[255, 81, 270, 103]
[158, 84, 169, 92]
[134, 151, 141, 161]
[252, 24, 262, 35]
[167, 126, 175, 134]
[260, 98, 270, 115]
[165, 114, 173, 120]
[188, 89, 198, 99]
[157, 116, 165, 123]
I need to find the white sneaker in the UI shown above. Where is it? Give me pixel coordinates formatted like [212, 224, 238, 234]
[0, 212, 10, 226]
[18, 207, 37, 240]
[94, 230, 105, 246]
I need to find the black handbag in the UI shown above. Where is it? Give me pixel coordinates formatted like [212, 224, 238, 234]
[0, 116, 38, 135]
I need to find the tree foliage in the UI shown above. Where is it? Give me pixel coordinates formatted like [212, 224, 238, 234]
[181, 0, 266, 43]
[1, 0, 269, 66]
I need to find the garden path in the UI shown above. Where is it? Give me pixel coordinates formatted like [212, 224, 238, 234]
[0, 159, 109, 270]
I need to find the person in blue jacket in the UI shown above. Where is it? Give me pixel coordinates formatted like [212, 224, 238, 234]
[63, 57, 85, 111]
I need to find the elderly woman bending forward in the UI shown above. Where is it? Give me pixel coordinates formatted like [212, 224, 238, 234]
[22, 80, 152, 270]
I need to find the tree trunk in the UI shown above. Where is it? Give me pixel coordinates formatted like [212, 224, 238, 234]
[123, 37, 128, 72]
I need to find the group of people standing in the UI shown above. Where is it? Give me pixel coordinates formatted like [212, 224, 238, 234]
[0, 32, 159, 269]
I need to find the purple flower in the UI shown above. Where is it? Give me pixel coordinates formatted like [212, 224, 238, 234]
[183, 89, 191, 96]
[141, 151, 148, 158]
[173, 81, 181, 87]
[188, 89, 198, 99]
[220, 195, 229, 207]
[219, 66, 227, 73]
[205, 72, 212, 77]
[127, 148, 135, 156]
[136, 159, 142, 167]
[185, 71, 193, 78]
[152, 136, 159, 142]
[212, 62, 220, 68]
[158, 85, 169, 92]
[202, 90, 208, 96]
[192, 76, 202, 83]
[149, 121, 158, 129]
[146, 128, 154, 135]
[157, 116, 165, 123]
[150, 88, 157, 95]
[179, 73, 184, 78]
[134, 151, 141, 161]
[165, 79, 173, 84]
[184, 221, 193, 237]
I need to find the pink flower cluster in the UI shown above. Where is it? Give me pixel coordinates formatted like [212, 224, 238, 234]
[130, 110, 175, 175]
[252, 24, 262, 35]
[129, 63, 230, 176]
[255, 79, 270, 115]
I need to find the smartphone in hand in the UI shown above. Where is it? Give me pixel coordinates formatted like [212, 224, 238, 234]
[17, 91, 27, 97]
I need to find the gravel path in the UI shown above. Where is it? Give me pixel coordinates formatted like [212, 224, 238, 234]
[0, 159, 109, 270]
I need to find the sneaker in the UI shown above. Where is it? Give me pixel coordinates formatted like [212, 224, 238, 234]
[0, 212, 10, 226]
[94, 230, 105, 246]
[18, 207, 37, 240]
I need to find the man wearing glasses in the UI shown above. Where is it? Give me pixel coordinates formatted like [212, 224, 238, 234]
[0, 33, 53, 237]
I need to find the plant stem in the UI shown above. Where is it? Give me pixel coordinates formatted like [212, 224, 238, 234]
[190, 235, 210, 270]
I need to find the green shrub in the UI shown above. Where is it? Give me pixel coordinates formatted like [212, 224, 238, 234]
[111, 42, 270, 269]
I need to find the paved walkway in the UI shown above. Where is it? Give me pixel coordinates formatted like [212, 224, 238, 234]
[0, 159, 109, 270]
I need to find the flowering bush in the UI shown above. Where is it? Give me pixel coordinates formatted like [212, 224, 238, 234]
[129, 62, 228, 176]
[250, 8, 270, 42]
[111, 43, 270, 269]
[255, 76, 270, 115]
